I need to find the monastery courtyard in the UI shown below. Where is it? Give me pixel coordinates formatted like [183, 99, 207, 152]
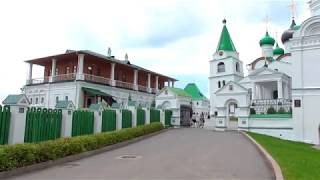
[6, 129, 273, 180]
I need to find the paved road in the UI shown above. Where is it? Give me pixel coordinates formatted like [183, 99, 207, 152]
[7, 129, 274, 180]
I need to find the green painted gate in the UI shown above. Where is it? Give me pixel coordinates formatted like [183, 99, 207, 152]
[72, 110, 94, 137]
[150, 108, 160, 123]
[165, 110, 173, 127]
[122, 109, 132, 129]
[0, 106, 10, 145]
[136, 108, 145, 126]
[24, 108, 62, 143]
[102, 109, 117, 132]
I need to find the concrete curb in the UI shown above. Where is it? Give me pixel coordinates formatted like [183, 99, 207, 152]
[241, 131, 284, 180]
[0, 128, 170, 179]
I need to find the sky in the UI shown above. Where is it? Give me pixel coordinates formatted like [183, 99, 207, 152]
[0, 0, 310, 101]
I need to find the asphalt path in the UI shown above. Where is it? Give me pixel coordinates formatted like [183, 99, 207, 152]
[7, 128, 274, 180]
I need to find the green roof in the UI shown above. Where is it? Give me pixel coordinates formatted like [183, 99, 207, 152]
[2, 94, 25, 105]
[184, 83, 208, 101]
[82, 87, 111, 97]
[259, 31, 275, 46]
[55, 100, 74, 109]
[168, 87, 192, 98]
[216, 19, 237, 52]
[273, 43, 285, 55]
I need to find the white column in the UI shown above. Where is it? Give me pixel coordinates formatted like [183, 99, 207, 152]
[252, 83, 256, 100]
[93, 111, 102, 134]
[77, 54, 84, 80]
[111, 63, 116, 86]
[147, 73, 151, 92]
[155, 76, 159, 91]
[134, 70, 138, 90]
[28, 63, 33, 84]
[277, 80, 283, 99]
[61, 109, 73, 137]
[8, 106, 27, 144]
[172, 81, 175, 88]
[49, 58, 57, 82]
[167, 80, 171, 87]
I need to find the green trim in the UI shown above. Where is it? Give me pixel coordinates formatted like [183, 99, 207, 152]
[249, 114, 292, 119]
[216, 20, 237, 52]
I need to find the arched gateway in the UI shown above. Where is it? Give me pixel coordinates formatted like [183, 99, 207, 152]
[225, 99, 239, 130]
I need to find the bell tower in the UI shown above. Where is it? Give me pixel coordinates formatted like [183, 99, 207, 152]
[209, 19, 244, 115]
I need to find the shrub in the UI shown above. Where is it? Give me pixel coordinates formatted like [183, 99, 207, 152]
[267, 107, 276, 114]
[278, 107, 286, 114]
[0, 123, 164, 172]
[250, 108, 256, 115]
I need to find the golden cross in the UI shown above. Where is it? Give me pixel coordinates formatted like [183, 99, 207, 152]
[289, 0, 297, 18]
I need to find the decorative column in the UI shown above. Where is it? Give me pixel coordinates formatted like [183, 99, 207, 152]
[77, 54, 84, 80]
[277, 80, 283, 99]
[111, 63, 116, 86]
[49, 58, 57, 82]
[155, 76, 159, 92]
[252, 83, 256, 100]
[134, 70, 138, 90]
[27, 63, 33, 84]
[147, 73, 151, 93]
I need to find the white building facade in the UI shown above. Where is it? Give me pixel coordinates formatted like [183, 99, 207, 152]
[207, 0, 320, 145]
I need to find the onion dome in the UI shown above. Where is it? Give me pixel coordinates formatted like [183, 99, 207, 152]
[259, 31, 275, 47]
[273, 43, 284, 55]
[281, 18, 296, 44]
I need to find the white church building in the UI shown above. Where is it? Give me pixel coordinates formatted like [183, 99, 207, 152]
[207, 0, 320, 145]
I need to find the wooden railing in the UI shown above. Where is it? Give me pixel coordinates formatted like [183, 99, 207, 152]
[84, 74, 111, 85]
[53, 73, 76, 82]
[115, 80, 134, 90]
[27, 74, 157, 94]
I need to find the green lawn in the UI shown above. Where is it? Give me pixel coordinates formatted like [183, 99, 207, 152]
[247, 132, 320, 180]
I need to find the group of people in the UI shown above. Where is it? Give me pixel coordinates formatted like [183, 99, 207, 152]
[191, 112, 205, 128]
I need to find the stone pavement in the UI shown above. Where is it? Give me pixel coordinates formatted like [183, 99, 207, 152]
[7, 128, 274, 180]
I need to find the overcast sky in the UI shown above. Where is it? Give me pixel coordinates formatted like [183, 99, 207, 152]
[0, 0, 310, 101]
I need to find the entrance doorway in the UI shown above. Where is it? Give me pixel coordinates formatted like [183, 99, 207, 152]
[226, 100, 238, 130]
[180, 105, 192, 127]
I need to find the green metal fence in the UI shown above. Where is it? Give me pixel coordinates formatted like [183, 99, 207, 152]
[165, 110, 173, 127]
[150, 108, 160, 123]
[24, 108, 62, 143]
[72, 110, 94, 137]
[0, 106, 10, 145]
[136, 108, 145, 126]
[122, 109, 132, 129]
[102, 109, 117, 132]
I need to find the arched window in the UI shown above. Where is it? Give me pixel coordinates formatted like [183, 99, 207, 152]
[218, 81, 221, 88]
[217, 62, 225, 72]
[236, 62, 240, 72]
[223, 80, 226, 86]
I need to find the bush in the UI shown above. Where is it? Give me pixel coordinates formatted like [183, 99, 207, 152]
[277, 107, 286, 114]
[0, 123, 164, 172]
[250, 108, 256, 115]
[267, 107, 277, 114]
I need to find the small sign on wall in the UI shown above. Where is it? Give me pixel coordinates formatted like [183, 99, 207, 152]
[294, 99, 301, 108]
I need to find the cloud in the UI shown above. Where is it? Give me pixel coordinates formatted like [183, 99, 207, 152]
[0, 0, 313, 102]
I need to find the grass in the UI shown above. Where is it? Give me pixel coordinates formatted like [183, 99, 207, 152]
[247, 132, 320, 180]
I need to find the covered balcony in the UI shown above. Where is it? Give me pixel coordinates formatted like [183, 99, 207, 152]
[250, 76, 292, 114]
[25, 50, 176, 94]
